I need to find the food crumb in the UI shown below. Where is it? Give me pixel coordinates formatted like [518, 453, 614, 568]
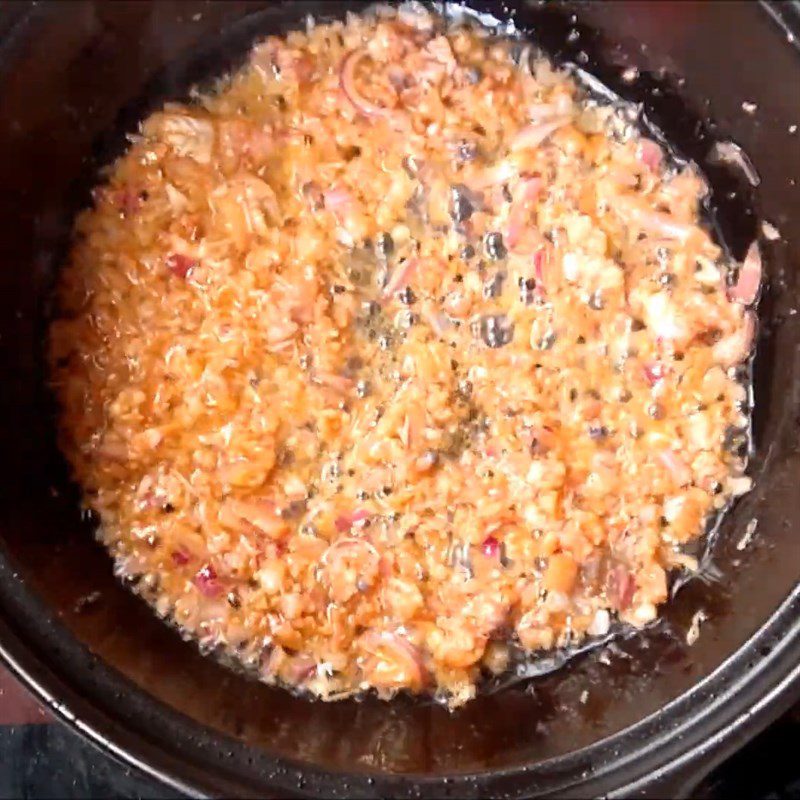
[736, 517, 758, 551]
[686, 609, 708, 646]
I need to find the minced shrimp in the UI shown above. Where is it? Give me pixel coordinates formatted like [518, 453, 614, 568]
[49, 6, 757, 707]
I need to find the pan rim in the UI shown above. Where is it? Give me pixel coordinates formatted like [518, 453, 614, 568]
[0, 554, 797, 798]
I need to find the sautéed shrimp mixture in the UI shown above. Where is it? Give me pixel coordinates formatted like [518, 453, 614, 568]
[50, 6, 758, 707]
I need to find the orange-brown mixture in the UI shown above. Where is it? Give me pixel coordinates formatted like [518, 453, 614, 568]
[49, 6, 757, 706]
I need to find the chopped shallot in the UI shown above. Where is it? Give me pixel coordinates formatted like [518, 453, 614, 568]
[142, 113, 214, 164]
[640, 292, 690, 342]
[526, 102, 561, 121]
[659, 450, 692, 486]
[165, 183, 188, 213]
[360, 630, 426, 691]
[383, 257, 419, 298]
[533, 247, 546, 286]
[166, 253, 196, 279]
[713, 310, 756, 367]
[422, 302, 452, 338]
[340, 49, 401, 121]
[323, 186, 353, 212]
[636, 138, 663, 172]
[510, 117, 572, 152]
[286, 654, 317, 683]
[616, 197, 695, 242]
[397, 2, 435, 31]
[313, 372, 353, 395]
[223, 499, 288, 539]
[481, 536, 500, 558]
[322, 536, 380, 602]
[506, 176, 544, 251]
[587, 608, 611, 636]
[727, 241, 761, 305]
[609, 566, 636, 610]
[425, 36, 457, 72]
[334, 508, 370, 532]
[643, 362, 666, 387]
[194, 564, 222, 597]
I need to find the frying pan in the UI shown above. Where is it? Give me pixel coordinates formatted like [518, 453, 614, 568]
[0, 1, 798, 797]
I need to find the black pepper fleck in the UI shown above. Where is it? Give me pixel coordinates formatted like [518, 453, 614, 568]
[519, 276, 537, 305]
[375, 231, 394, 259]
[280, 499, 307, 519]
[451, 185, 474, 223]
[658, 272, 676, 287]
[483, 272, 506, 299]
[465, 65, 482, 84]
[456, 140, 479, 163]
[539, 330, 557, 350]
[397, 285, 416, 305]
[484, 232, 507, 260]
[588, 290, 605, 310]
[475, 314, 514, 348]
[588, 424, 608, 440]
[457, 379, 473, 400]
[300, 522, 318, 536]
[362, 300, 381, 318]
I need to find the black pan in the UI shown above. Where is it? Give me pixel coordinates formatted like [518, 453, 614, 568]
[0, 1, 798, 797]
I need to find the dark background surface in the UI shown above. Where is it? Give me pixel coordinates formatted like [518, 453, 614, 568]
[1, 664, 799, 799]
